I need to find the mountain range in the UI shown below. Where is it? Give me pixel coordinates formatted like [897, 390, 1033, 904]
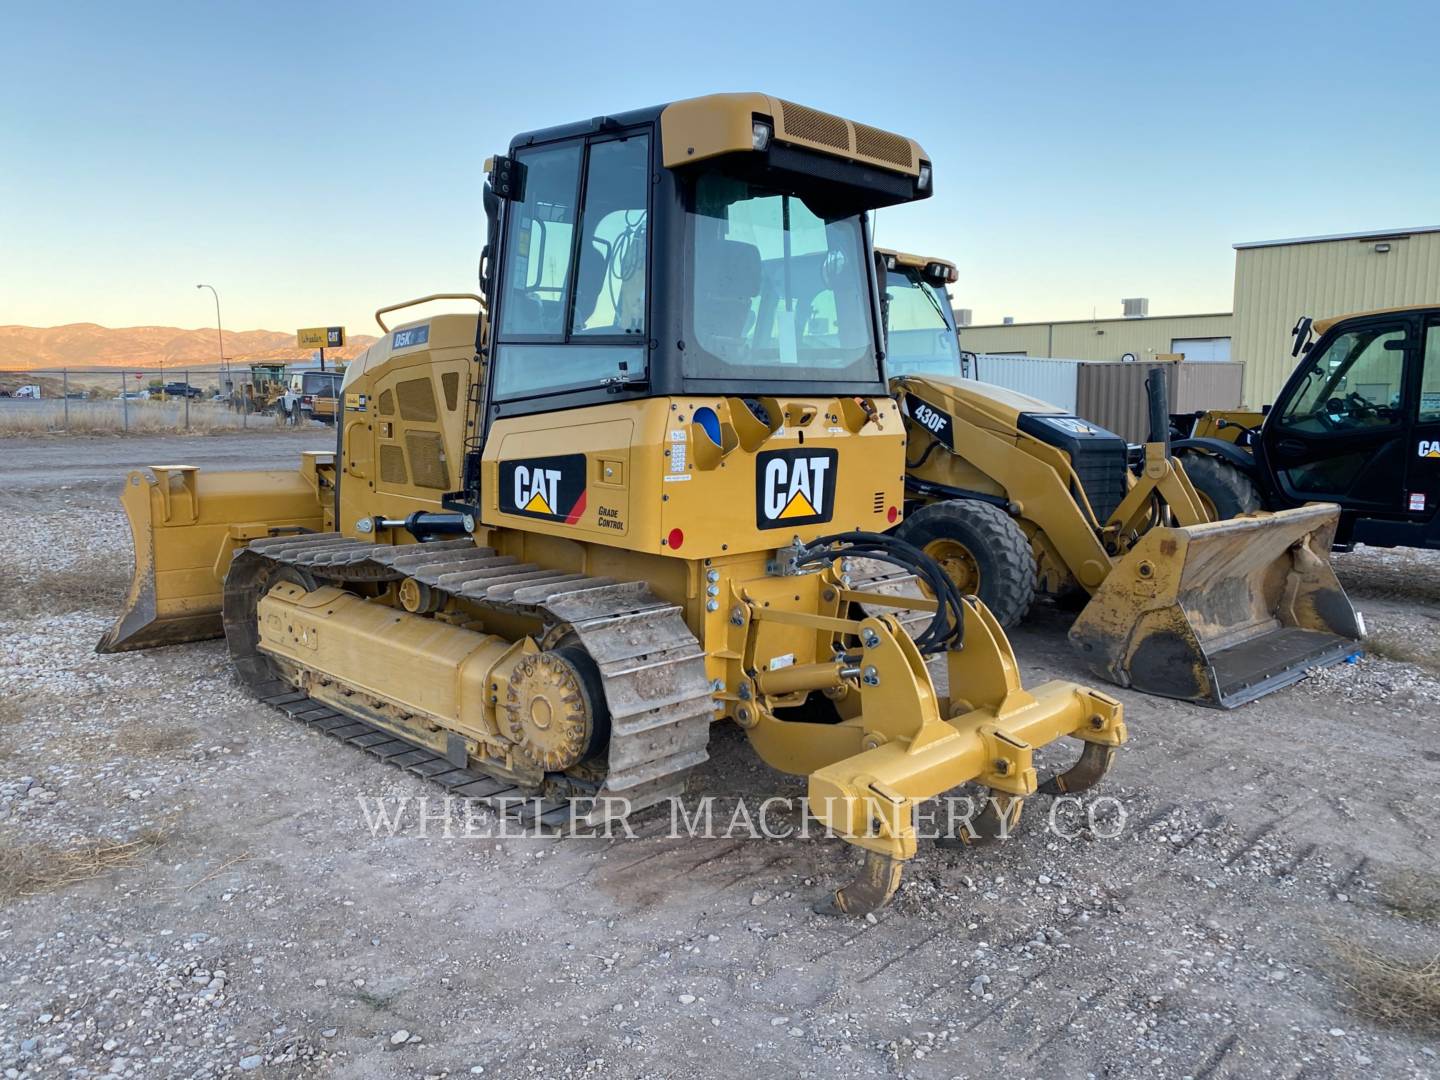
[0, 324, 380, 372]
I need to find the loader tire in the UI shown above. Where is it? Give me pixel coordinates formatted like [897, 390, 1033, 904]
[895, 500, 1036, 628]
[1180, 452, 1262, 521]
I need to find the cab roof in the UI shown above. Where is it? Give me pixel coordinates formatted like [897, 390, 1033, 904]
[1312, 304, 1439, 336]
[510, 92, 928, 179]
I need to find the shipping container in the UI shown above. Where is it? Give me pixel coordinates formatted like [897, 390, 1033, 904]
[1076, 362, 1244, 442]
[969, 355, 1081, 412]
[964, 357, 1244, 442]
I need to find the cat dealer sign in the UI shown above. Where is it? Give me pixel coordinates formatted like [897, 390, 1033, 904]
[296, 327, 346, 350]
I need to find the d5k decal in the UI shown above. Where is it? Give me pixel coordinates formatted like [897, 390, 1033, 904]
[756, 448, 838, 529]
[500, 454, 587, 523]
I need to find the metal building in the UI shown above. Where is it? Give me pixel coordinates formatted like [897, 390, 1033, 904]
[959, 312, 1235, 364]
[1232, 227, 1440, 405]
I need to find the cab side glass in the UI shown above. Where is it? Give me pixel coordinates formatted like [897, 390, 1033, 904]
[571, 135, 649, 336]
[1421, 321, 1440, 423]
[883, 267, 961, 378]
[1278, 327, 1406, 434]
[499, 143, 582, 337]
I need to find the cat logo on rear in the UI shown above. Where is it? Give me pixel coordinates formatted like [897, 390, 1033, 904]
[499, 454, 587, 523]
[756, 449, 838, 529]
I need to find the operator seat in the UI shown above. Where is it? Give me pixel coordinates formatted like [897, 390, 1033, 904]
[695, 239, 761, 352]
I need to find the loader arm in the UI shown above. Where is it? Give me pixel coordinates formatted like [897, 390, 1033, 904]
[899, 376, 1117, 591]
[895, 373, 1363, 707]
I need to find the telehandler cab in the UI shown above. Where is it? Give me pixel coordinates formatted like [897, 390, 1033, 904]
[96, 95, 1127, 914]
[1176, 305, 1440, 552]
[875, 249, 1363, 708]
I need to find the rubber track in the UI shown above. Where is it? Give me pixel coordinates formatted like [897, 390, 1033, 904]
[226, 533, 715, 821]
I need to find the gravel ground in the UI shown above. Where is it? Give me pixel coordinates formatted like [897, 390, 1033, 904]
[1, 431, 1437, 1079]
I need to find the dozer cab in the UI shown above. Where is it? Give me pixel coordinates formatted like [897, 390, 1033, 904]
[96, 95, 1128, 915]
[875, 248, 1362, 708]
[1176, 305, 1440, 552]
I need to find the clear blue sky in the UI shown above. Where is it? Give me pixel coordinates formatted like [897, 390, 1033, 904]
[4, 0, 1435, 335]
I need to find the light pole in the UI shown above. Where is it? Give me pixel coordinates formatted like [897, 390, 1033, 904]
[196, 284, 227, 392]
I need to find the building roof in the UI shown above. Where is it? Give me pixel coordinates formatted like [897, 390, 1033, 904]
[1233, 226, 1440, 251]
[962, 312, 1232, 330]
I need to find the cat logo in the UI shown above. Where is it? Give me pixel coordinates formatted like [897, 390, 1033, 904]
[903, 392, 954, 449]
[1419, 439, 1440, 459]
[499, 453, 587, 523]
[756, 448, 838, 529]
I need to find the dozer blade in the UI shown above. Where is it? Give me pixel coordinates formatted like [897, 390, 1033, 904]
[97, 463, 329, 653]
[1068, 503, 1362, 708]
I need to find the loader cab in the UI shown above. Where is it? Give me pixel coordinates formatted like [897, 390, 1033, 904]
[874, 249, 963, 379]
[480, 94, 933, 426]
[1255, 306, 1440, 546]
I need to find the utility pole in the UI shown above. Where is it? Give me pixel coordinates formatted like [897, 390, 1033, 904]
[196, 284, 227, 391]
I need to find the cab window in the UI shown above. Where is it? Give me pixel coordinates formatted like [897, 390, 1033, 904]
[883, 267, 961, 377]
[1278, 325, 1407, 434]
[1421, 320, 1440, 423]
[571, 136, 648, 336]
[493, 133, 650, 401]
[685, 172, 875, 383]
[498, 142, 581, 338]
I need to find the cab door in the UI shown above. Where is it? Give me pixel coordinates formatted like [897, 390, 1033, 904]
[1406, 315, 1440, 520]
[1264, 313, 1417, 513]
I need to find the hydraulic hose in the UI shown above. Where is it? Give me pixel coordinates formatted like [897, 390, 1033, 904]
[794, 531, 966, 655]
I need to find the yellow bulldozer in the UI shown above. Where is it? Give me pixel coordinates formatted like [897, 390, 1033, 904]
[875, 248, 1363, 708]
[96, 95, 1127, 915]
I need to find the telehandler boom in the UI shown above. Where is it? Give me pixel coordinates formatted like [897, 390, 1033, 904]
[876, 249, 1362, 708]
[97, 96, 1126, 913]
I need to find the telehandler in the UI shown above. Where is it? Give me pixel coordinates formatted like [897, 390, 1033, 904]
[1176, 305, 1440, 552]
[97, 95, 1126, 914]
[875, 249, 1362, 708]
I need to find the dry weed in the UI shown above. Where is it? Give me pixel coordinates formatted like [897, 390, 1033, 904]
[0, 830, 168, 902]
[1377, 868, 1440, 924]
[1334, 940, 1440, 1030]
[0, 558, 132, 619]
[1365, 635, 1440, 675]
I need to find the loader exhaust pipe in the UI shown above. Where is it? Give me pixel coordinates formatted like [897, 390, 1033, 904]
[1146, 365, 1171, 451]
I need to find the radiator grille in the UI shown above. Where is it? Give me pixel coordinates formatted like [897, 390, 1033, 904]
[778, 100, 849, 152]
[405, 431, 449, 489]
[873, 491, 886, 514]
[441, 371, 460, 412]
[378, 444, 408, 484]
[377, 389, 395, 416]
[853, 122, 913, 168]
[396, 377, 438, 422]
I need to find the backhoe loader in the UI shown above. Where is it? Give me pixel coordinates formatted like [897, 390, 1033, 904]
[876, 248, 1362, 708]
[95, 95, 1126, 915]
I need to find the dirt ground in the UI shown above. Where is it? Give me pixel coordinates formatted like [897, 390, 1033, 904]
[1, 431, 1437, 1079]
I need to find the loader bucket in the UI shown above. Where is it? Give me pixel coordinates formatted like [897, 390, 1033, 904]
[1068, 503, 1361, 708]
[97, 460, 330, 653]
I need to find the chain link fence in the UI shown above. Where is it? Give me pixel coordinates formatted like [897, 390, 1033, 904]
[0, 367, 325, 434]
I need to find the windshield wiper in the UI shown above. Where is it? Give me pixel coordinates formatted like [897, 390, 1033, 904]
[915, 275, 949, 328]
